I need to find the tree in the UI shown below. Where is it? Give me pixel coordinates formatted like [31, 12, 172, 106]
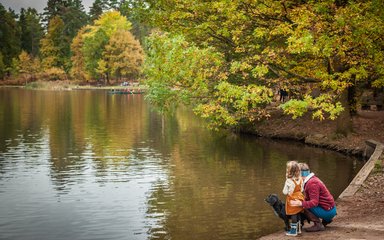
[40, 16, 67, 72]
[43, 0, 67, 24]
[103, 30, 144, 81]
[71, 11, 142, 83]
[43, 0, 86, 24]
[60, 0, 89, 40]
[0, 3, 21, 71]
[89, 0, 122, 22]
[18, 51, 32, 74]
[89, 0, 107, 22]
[18, 51, 38, 83]
[138, 0, 384, 133]
[19, 8, 44, 57]
[145, 33, 222, 114]
[81, 11, 132, 80]
[120, 0, 152, 43]
[70, 27, 90, 80]
[96, 59, 108, 81]
[42, 0, 89, 72]
[9, 58, 20, 79]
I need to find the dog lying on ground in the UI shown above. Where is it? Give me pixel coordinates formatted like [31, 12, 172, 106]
[265, 194, 308, 231]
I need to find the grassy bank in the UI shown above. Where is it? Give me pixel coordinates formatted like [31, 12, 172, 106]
[11, 80, 147, 91]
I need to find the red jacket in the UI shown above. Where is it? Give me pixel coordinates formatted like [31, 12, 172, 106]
[302, 174, 335, 210]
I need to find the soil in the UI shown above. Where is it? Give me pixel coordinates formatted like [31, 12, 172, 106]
[256, 110, 384, 239]
[250, 109, 384, 155]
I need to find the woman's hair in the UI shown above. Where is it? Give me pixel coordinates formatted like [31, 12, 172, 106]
[286, 161, 301, 179]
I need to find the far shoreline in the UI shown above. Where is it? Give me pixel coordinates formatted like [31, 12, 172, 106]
[0, 80, 147, 91]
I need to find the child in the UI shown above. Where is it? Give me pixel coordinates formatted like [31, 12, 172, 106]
[282, 161, 305, 236]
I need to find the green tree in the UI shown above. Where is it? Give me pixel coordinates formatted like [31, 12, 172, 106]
[0, 3, 21, 71]
[43, 0, 67, 24]
[139, 0, 384, 133]
[120, 0, 152, 43]
[43, 0, 87, 25]
[9, 58, 20, 79]
[89, 0, 122, 22]
[81, 11, 132, 80]
[89, 0, 108, 22]
[60, 0, 89, 40]
[145, 33, 226, 115]
[42, 0, 89, 72]
[19, 8, 44, 57]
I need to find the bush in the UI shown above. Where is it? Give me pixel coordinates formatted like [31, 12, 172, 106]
[40, 67, 67, 81]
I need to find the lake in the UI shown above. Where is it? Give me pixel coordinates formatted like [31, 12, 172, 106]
[0, 88, 363, 240]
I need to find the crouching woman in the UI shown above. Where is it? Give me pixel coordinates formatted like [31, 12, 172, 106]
[290, 163, 337, 232]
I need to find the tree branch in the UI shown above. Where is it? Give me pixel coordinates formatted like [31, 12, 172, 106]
[268, 63, 320, 83]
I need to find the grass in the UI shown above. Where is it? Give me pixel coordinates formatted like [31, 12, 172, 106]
[21, 80, 147, 91]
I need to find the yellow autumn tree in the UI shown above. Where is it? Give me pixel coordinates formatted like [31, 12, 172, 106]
[70, 26, 90, 81]
[40, 15, 67, 80]
[103, 30, 144, 82]
[18, 50, 42, 83]
[70, 11, 143, 83]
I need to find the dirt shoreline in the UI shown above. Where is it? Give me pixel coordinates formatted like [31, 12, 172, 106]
[255, 110, 384, 239]
[248, 110, 384, 156]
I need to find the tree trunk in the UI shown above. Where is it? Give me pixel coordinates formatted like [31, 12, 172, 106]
[336, 88, 353, 136]
[331, 55, 353, 135]
[348, 85, 357, 115]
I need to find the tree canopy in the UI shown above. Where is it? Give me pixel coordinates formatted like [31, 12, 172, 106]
[139, 0, 384, 131]
[0, 1, 145, 83]
[19, 8, 44, 57]
[0, 3, 21, 69]
[71, 11, 143, 82]
[40, 16, 67, 70]
[1, 0, 383, 135]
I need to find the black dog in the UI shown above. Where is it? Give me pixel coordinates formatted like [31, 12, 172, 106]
[265, 194, 308, 231]
[265, 194, 290, 231]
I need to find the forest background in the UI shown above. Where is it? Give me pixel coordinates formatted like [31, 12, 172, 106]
[1, 0, 383, 136]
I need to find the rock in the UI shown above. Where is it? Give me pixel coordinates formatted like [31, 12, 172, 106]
[305, 134, 329, 146]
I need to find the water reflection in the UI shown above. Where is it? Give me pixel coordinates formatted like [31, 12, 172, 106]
[0, 88, 362, 240]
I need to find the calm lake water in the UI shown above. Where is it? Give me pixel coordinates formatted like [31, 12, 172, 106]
[0, 88, 363, 240]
